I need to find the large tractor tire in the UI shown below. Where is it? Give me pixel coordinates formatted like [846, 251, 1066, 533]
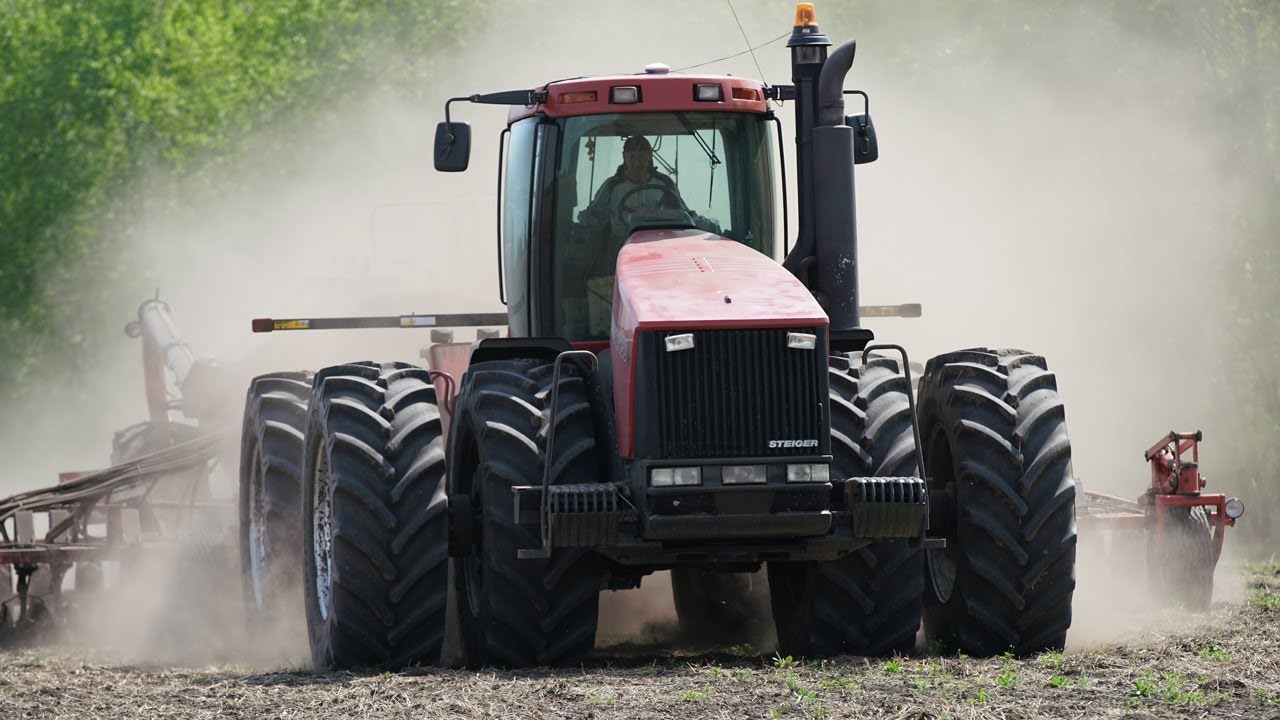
[450, 359, 604, 668]
[671, 568, 771, 647]
[1147, 505, 1214, 610]
[917, 348, 1077, 657]
[239, 371, 312, 626]
[301, 362, 450, 669]
[769, 354, 924, 658]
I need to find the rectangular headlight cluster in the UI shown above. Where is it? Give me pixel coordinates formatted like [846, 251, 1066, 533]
[650, 467, 701, 487]
[722, 465, 767, 485]
[786, 464, 830, 483]
[786, 332, 817, 350]
[664, 333, 695, 352]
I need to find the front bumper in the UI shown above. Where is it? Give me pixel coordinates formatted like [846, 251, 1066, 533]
[510, 462, 929, 565]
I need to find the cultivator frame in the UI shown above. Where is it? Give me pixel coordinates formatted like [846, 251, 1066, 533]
[0, 436, 223, 630]
[0, 298, 232, 637]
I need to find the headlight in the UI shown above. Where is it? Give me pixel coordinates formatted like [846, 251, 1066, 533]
[664, 333, 695, 352]
[651, 467, 701, 487]
[1225, 497, 1245, 519]
[786, 332, 817, 350]
[722, 465, 767, 485]
[786, 464, 830, 483]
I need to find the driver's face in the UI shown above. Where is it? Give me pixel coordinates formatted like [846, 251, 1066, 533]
[623, 148, 653, 183]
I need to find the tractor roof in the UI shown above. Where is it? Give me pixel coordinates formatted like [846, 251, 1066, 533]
[508, 73, 769, 123]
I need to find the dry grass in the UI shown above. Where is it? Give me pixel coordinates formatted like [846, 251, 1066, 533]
[0, 563, 1277, 719]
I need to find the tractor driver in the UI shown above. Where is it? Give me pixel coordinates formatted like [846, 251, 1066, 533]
[577, 134, 687, 242]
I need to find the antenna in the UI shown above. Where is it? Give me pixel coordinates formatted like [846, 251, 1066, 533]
[671, 31, 789, 73]
[726, 0, 769, 86]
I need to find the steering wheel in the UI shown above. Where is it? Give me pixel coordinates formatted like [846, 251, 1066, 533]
[615, 182, 685, 228]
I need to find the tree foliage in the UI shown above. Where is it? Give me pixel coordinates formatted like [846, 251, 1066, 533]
[0, 0, 475, 401]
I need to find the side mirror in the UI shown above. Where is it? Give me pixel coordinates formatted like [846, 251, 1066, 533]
[434, 121, 471, 172]
[847, 114, 878, 165]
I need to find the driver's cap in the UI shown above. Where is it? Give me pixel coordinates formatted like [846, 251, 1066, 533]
[623, 135, 652, 153]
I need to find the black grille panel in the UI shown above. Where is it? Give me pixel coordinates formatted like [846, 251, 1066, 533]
[652, 328, 825, 458]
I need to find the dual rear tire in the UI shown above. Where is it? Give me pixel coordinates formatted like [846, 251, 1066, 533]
[300, 362, 451, 669]
[292, 358, 604, 669]
[240, 372, 312, 628]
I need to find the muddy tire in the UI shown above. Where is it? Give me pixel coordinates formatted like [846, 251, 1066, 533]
[239, 371, 312, 625]
[301, 362, 450, 669]
[918, 348, 1077, 657]
[450, 360, 603, 668]
[1147, 506, 1214, 610]
[769, 355, 923, 657]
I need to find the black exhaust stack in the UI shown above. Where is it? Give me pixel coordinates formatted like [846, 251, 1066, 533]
[813, 40, 863, 347]
[782, 9, 869, 351]
[780, 12, 829, 283]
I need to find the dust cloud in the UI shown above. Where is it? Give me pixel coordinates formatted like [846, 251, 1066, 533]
[0, 1, 1270, 663]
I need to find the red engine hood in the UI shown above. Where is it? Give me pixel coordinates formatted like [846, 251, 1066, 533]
[609, 229, 827, 458]
[614, 229, 827, 330]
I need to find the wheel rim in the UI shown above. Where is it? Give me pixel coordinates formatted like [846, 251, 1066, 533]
[926, 549, 956, 603]
[247, 444, 268, 608]
[924, 429, 958, 604]
[312, 445, 334, 621]
[463, 466, 484, 620]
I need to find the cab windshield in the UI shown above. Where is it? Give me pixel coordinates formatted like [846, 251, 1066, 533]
[552, 111, 777, 339]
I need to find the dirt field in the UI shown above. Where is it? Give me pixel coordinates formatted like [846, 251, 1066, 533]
[0, 562, 1276, 720]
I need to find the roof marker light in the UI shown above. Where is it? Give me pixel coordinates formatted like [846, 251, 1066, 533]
[610, 86, 640, 104]
[558, 91, 597, 104]
[694, 84, 723, 102]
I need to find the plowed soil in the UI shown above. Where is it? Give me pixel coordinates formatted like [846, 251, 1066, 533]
[1, 564, 1278, 719]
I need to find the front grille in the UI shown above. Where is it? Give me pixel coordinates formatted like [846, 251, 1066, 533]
[652, 328, 825, 458]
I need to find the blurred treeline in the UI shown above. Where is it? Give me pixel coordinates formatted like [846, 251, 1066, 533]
[0, 0, 476, 404]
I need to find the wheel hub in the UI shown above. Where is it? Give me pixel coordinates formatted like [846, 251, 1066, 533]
[247, 446, 268, 608]
[312, 446, 334, 621]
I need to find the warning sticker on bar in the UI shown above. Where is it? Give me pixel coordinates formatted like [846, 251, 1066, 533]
[400, 316, 438, 327]
[275, 319, 311, 330]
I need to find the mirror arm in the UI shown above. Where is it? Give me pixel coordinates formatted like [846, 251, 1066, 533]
[446, 89, 548, 126]
[842, 89, 869, 116]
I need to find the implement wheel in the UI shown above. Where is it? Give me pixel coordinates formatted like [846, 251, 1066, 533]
[1147, 505, 1214, 610]
[918, 348, 1077, 657]
[301, 362, 449, 669]
[769, 354, 924, 658]
[450, 359, 604, 668]
[239, 371, 312, 626]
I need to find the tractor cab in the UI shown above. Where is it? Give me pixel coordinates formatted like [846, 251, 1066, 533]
[435, 73, 780, 340]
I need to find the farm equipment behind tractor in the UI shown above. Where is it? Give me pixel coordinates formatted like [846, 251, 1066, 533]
[233, 3, 1247, 670]
[0, 299, 235, 643]
[1079, 431, 1244, 610]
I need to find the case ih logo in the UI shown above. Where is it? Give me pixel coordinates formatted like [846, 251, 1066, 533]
[769, 439, 819, 449]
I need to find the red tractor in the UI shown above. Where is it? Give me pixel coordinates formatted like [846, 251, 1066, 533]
[240, 3, 1079, 668]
